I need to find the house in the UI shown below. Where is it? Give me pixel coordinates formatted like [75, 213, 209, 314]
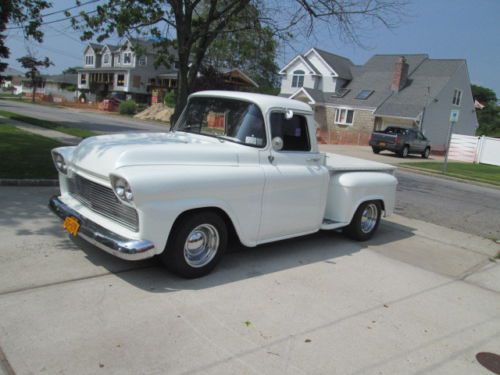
[78, 38, 259, 104]
[21, 73, 78, 102]
[1, 67, 24, 94]
[279, 48, 478, 151]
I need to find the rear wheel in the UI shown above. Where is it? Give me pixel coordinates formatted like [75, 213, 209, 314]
[399, 145, 409, 158]
[344, 201, 382, 241]
[160, 211, 227, 278]
[372, 147, 381, 154]
[422, 147, 430, 159]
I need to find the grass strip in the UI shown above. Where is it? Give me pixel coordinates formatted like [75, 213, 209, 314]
[0, 109, 96, 138]
[0, 124, 61, 179]
[401, 161, 500, 186]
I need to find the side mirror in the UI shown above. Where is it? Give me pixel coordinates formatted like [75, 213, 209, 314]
[271, 137, 284, 151]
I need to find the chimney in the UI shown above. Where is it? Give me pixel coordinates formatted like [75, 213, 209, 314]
[391, 56, 409, 92]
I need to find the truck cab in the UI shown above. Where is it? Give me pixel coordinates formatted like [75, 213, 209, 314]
[49, 91, 397, 278]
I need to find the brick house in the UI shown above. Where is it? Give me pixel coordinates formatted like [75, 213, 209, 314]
[279, 48, 478, 151]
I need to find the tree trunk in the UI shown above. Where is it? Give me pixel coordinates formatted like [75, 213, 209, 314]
[31, 79, 36, 103]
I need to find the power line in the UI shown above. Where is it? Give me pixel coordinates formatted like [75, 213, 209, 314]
[6, 9, 99, 30]
[41, 0, 101, 18]
[10, 35, 82, 61]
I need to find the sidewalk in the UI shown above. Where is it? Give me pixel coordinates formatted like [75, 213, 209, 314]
[0, 116, 82, 145]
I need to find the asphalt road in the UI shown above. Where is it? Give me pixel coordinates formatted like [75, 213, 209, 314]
[0, 99, 169, 133]
[395, 170, 500, 240]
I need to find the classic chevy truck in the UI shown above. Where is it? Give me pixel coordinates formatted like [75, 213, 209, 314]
[49, 91, 397, 278]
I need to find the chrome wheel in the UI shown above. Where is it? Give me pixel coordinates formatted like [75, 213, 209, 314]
[184, 224, 219, 268]
[360, 203, 378, 234]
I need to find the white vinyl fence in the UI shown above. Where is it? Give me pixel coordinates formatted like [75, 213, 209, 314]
[449, 134, 500, 166]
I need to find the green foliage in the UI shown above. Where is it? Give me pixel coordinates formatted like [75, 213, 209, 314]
[62, 66, 82, 75]
[471, 84, 497, 104]
[471, 84, 500, 137]
[163, 91, 176, 108]
[119, 100, 137, 115]
[0, 0, 51, 74]
[0, 124, 61, 179]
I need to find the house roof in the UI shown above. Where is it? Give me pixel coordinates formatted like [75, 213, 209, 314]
[312, 48, 354, 80]
[374, 59, 464, 118]
[290, 87, 328, 104]
[22, 73, 78, 85]
[2, 67, 23, 77]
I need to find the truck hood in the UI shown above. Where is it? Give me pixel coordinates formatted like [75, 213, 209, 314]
[70, 132, 239, 179]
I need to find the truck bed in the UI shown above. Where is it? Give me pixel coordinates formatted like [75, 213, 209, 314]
[325, 153, 396, 173]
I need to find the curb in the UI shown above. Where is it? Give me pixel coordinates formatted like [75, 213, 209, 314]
[397, 166, 500, 190]
[0, 179, 58, 187]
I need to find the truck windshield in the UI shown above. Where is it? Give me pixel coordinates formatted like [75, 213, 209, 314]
[174, 97, 267, 147]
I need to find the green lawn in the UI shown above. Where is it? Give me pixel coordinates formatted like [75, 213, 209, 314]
[0, 124, 61, 179]
[401, 161, 500, 186]
[0, 109, 96, 138]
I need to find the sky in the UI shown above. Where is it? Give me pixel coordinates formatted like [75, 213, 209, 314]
[5, 0, 500, 96]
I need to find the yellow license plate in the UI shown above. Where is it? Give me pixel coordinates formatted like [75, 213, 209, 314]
[379, 141, 386, 147]
[63, 216, 80, 236]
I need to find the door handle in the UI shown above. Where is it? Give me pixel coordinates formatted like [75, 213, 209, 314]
[307, 157, 321, 162]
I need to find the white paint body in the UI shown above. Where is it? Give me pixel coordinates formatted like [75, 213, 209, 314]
[54, 91, 397, 259]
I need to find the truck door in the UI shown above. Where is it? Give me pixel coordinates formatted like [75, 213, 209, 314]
[258, 111, 329, 241]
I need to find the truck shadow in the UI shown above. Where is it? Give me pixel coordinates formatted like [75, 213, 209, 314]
[70, 219, 416, 293]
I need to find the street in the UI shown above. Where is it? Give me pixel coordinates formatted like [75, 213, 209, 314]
[0, 99, 168, 133]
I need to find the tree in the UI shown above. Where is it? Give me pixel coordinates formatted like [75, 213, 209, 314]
[471, 84, 497, 104]
[17, 55, 53, 102]
[471, 84, 500, 138]
[72, 0, 406, 120]
[0, 0, 51, 76]
[204, 6, 279, 94]
[63, 66, 83, 74]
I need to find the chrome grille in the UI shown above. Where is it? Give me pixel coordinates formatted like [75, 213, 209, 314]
[67, 174, 139, 231]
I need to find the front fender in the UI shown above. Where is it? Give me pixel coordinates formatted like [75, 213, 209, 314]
[113, 165, 266, 252]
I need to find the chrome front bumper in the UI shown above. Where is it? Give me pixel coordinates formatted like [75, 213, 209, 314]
[49, 196, 155, 261]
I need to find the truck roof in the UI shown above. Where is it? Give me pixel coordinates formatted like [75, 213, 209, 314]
[189, 90, 313, 115]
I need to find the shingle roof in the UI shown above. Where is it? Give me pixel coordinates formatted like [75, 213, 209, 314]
[314, 53, 465, 119]
[374, 59, 464, 118]
[313, 48, 354, 80]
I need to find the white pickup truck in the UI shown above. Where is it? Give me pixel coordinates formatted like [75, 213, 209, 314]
[49, 91, 397, 278]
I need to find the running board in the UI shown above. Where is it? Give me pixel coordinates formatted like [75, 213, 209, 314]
[320, 218, 349, 230]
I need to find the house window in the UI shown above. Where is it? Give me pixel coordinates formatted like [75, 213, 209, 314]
[355, 90, 374, 100]
[117, 74, 125, 87]
[132, 75, 141, 88]
[335, 108, 354, 125]
[452, 89, 462, 106]
[291, 70, 305, 88]
[85, 55, 94, 65]
[80, 74, 86, 85]
[270, 112, 310, 151]
[103, 54, 110, 64]
[138, 56, 146, 66]
[123, 52, 132, 64]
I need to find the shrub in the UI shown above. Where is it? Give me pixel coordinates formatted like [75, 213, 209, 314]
[119, 99, 137, 115]
[163, 91, 176, 108]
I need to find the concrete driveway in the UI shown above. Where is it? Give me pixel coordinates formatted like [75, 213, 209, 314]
[0, 186, 499, 375]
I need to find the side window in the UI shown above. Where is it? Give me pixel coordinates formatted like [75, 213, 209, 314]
[270, 112, 310, 151]
[417, 132, 425, 140]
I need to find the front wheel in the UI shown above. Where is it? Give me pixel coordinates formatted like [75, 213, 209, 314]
[422, 147, 430, 159]
[344, 201, 382, 241]
[160, 211, 227, 278]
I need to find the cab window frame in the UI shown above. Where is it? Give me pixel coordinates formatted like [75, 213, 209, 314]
[269, 110, 311, 152]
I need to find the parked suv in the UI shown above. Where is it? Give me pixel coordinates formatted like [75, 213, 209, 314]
[369, 126, 431, 158]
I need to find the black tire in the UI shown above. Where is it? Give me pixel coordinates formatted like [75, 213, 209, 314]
[399, 145, 409, 158]
[344, 201, 382, 241]
[422, 147, 430, 159]
[372, 147, 381, 154]
[160, 211, 227, 278]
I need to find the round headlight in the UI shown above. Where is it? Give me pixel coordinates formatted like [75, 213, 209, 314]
[112, 177, 133, 202]
[53, 153, 67, 174]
